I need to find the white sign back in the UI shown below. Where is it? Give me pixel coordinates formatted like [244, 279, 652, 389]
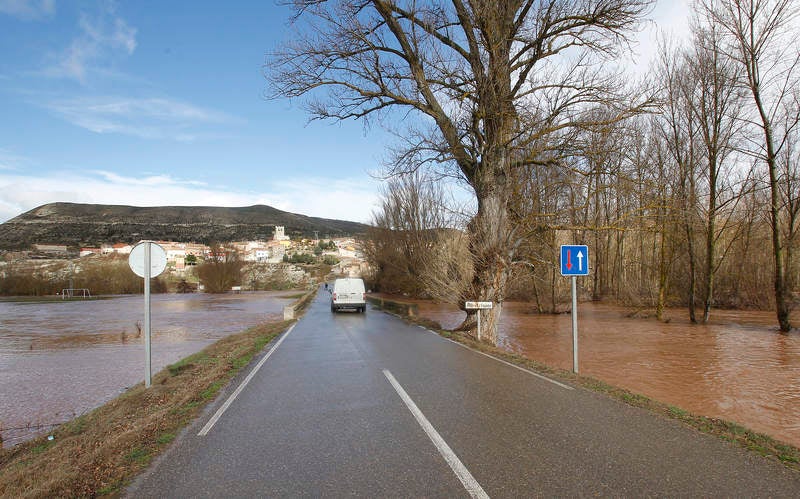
[128, 241, 167, 278]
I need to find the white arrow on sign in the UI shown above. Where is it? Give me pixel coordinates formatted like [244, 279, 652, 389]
[576, 250, 584, 272]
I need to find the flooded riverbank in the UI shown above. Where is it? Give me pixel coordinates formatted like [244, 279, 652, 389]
[397, 297, 800, 448]
[0, 292, 294, 447]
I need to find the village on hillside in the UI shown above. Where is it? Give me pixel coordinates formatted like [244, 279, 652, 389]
[0, 226, 368, 295]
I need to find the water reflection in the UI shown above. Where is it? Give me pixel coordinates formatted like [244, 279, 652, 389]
[403, 297, 800, 448]
[0, 292, 294, 447]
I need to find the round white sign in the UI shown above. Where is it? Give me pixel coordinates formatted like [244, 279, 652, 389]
[128, 241, 168, 278]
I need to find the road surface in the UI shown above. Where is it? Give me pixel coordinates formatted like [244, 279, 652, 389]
[128, 288, 800, 497]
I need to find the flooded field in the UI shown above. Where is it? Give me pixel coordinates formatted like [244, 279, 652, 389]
[406, 298, 800, 448]
[0, 292, 294, 447]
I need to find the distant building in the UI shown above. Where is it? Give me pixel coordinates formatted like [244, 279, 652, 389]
[80, 248, 101, 257]
[160, 242, 187, 262]
[112, 243, 133, 255]
[273, 226, 290, 242]
[34, 244, 68, 254]
[338, 245, 357, 258]
[184, 243, 207, 257]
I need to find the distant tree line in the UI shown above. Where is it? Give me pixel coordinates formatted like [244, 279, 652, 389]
[357, 0, 800, 334]
[268, 0, 800, 339]
[0, 257, 167, 296]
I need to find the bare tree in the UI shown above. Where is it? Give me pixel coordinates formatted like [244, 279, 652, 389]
[701, 0, 800, 331]
[685, 18, 746, 323]
[654, 40, 703, 322]
[196, 244, 243, 293]
[364, 172, 466, 297]
[267, 0, 654, 343]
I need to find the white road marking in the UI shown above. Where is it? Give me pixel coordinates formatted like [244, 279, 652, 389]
[383, 369, 490, 499]
[198, 324, 296, 436]
[419, 326, 573, 391]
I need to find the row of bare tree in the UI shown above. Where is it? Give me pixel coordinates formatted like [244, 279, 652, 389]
[267, 0, 799, 341]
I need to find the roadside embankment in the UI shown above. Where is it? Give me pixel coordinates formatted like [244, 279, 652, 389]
[0, 291, 316, 497]
[366, 295, 419, 317]
[381, 305, 800, 473]
[283, 287, 318, 319]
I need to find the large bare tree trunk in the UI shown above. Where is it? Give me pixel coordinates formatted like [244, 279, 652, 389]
[462, 189, 512, 343]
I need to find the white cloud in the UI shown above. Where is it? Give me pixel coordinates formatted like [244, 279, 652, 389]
[0, 171, 380, 224]
[0, 0, 55, 20]
[46, 8, 137, 83]
[43, 96, 236, 141]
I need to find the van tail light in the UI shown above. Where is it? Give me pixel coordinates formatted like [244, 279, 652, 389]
[333, 293, 337, 300]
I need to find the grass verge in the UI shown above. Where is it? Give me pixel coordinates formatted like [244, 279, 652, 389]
[0, 320, 291, 497]
[399, 314, 800, 473]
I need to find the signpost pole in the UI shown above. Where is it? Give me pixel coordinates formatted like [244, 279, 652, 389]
[465, 301, 491, 342]
[571, 275, 578, 374]
[477, 309, 481, 342]
[144, 242, 152, 388]
[561, 245, 587, 374]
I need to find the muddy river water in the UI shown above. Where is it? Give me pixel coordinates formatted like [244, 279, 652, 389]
[412, 299, 800, 448]
[3, 292, 799, 451]
[0, 292, 293, 447]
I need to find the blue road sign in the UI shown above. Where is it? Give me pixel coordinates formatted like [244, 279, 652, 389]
[560, 245, 589, 276]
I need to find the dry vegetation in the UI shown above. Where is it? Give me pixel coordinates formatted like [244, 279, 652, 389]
[0, 255, 166, 296]
[0, 320, 292, 497]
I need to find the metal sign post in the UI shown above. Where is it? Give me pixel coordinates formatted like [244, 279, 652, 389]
[560, 245, 589, 374]
[144, 243, 151, 387]
[571, 275, 578, 373]
[129, 241, 167, 388]
[464, 301, 493, 342]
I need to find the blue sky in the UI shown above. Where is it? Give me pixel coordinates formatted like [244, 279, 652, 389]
[0, 0, 690, 224]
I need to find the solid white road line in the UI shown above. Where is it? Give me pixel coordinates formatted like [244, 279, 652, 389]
[419, 326, 573, 391]
[198, 324, 296, 436]
[383, 369, 490, 499]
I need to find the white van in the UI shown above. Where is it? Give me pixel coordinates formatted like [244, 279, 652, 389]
[331, 278, 366, 313]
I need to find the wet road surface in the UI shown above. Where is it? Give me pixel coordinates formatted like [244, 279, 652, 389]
[400, 296, 800, 448]
[128, 289, 800, 497]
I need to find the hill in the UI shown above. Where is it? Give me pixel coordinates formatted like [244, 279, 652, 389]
[0, 203, 369, 250]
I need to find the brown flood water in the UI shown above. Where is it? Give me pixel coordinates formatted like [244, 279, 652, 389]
[0, 292, 294, 447]
[405, 297, 800, 448]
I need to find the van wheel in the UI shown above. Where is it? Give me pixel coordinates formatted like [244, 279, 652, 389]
[331, 305, 336, 313]
[361, 306, 366, 313]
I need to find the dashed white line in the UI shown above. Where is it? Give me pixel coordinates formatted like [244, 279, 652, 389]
[383, 369, 490, 499]
[198, 324, 296, 436]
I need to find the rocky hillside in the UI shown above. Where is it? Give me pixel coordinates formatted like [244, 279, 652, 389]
[0, 203, 369, 250]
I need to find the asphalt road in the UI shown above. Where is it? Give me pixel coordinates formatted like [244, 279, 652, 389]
[128, 288, 800, 497]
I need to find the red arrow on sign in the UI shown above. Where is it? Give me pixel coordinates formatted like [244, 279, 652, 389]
[566, 249, 573, 270]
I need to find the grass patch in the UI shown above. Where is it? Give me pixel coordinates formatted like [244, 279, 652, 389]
[156, 433, 175, 445]
[200, 380, 225, 400]
[124, 447, 150, 465]
[0, 319, 292, 497]
[400, 314, 800, 473]
[30, 442, 53, 455]
[168, 351, 212, 376]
